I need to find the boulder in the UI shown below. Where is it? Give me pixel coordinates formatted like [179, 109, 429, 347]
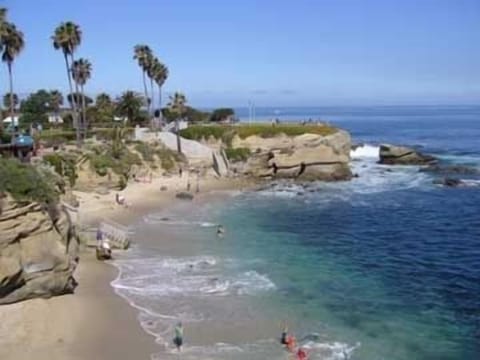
[0, 196, 78, 304]
[379, 144, 436, 165]
[241, 130, 352, 181]
[176, 192, 194, 200]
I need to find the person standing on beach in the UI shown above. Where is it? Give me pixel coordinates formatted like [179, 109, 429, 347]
[173, 322, 184, 351]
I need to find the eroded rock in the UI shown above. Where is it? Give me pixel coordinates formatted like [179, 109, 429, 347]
[379, 144, 436, 165]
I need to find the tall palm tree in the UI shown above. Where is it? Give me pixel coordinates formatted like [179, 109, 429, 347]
[2, 22, 24, 139]
[154, 62, 169, 123]
[167, 92, 187, 153]
[52, 21, 82, 146]
[72, 58, 92, 138]
[133, 44, 152, 113]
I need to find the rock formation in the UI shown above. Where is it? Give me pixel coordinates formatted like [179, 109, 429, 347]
[237, 130, 352, 181]
[0, 195, 78, 304]
[379, 144, 436, 165]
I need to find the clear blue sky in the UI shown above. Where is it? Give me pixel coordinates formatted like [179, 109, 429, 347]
[3, 0, 480, 107]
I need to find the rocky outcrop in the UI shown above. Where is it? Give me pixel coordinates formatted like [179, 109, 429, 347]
[0, 196, 78, 304]
[379, 144, 436, 165]
[238, 130, 352, 181]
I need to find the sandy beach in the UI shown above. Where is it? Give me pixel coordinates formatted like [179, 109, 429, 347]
[0, 173, 255, 360]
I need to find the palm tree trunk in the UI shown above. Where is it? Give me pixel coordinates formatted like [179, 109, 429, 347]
[158, 85, 163, 125]
[81, 84, 87, 140]
[70, 53, 83, 142]
[142, 71, 149, 114]
[64, 52, 80, 148]
[175, 118, 182, 154]
[150, 78, 155, 114]
[8, 62, 15, 145]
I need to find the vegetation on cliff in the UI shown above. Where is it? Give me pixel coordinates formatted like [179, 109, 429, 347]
[180, 124, 337, 145]
[0, 158, 59, 204]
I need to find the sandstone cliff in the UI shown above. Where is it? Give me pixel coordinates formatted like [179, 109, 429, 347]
[0, 195, 78, 304]
[232, 130, 352, 181]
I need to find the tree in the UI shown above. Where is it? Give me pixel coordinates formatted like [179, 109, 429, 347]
[52, 21, 82, 146]
[92, 93, 115, 123]
[49, 90, 63, 116]
[72, 58, 92, 137]
[19, 90, 52, 126]
[167, 92, 187, 153]
[116, 91, 144, 125]
[210, 108, 235, 122]
[3, 92, 18, 111]
[133, 44, 153, 113]
[2, 22, 24, 140]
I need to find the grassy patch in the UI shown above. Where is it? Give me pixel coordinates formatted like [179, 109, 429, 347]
[224, 147, 251, 162]
[0, 158, 58, 204]
[180, 124, 337, 144]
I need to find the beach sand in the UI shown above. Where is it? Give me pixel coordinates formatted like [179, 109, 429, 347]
[0, 173, 255, 360]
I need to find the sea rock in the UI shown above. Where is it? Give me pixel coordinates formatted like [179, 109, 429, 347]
[379, 144, 436, 165]
[420, 164, 479, 175]
[433, 178, 463, 187]
[241, 130, 352, 181]
[0, 196, 78, 304]
[176, 192, 194, 200]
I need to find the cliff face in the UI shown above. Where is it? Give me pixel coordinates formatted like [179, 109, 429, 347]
[233, 130, 352, 181]
[0, 195, 78, 304]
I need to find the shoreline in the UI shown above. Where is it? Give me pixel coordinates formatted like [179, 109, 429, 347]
[0, 173, 258, 360]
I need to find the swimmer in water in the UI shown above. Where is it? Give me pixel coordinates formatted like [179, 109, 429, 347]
[216, 225, 225, 237]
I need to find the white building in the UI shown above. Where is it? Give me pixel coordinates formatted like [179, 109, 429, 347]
[2, 115, 19, 127]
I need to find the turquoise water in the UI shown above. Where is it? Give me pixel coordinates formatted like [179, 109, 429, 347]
[112, 106, 480, 359]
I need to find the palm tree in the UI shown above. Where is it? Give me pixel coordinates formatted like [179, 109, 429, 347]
[3, 92, 18, 111]
[154, 62, 169, 124]
[133, 44, 153, 113]
[167, 92, 187, 153]
[49, 90, 64, 125]
[116, 91, 143, 125]
[72, 58, 92, 138]
[2, 22, 24, 140]
[52, 21, 82, 146]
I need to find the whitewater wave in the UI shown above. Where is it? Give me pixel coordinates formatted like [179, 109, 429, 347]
[350, 144, 380, 160]
[143, 213, 217, 227]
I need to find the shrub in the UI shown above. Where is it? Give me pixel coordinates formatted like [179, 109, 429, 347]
[225, 147, 251, 162]
[0, 158, 58, 204]
[179, 126, 235, 146]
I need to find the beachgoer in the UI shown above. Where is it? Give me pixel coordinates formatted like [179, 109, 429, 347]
[285, 334, 297, 352]
[96, 228, 103, 248]
[280, 321, 288, 345]
[297, 347, 308, 360]
[179, 167, 183, 178]
[173, 322, 184, 351]
[115, 193, 127, 207]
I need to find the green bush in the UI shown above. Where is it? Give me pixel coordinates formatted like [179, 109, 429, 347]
[0, 158, 58, 204]
[179, 126, 235, 146]
[224, 147, 251, 162]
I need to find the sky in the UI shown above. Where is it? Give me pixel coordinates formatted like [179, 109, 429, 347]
[3, 0, 480, 107]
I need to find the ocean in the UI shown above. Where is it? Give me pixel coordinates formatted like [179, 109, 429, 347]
[111, 106, 480, 360]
